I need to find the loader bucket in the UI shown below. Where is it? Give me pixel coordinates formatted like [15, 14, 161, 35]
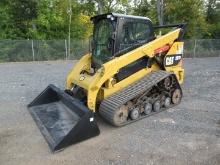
[27, 84, 100, 152]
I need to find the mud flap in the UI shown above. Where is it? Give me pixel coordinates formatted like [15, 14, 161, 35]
[27, 84, 100, 152]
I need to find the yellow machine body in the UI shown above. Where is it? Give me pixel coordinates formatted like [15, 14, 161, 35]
[66, 29, 184, 112]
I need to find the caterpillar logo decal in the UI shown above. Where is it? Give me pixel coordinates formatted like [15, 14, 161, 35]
[164, 54, 182, 67]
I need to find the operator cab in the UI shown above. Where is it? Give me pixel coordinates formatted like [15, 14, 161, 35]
[91, 13, 155, 69]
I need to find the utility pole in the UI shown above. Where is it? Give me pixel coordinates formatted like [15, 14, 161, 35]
[157, 0, 164, 26]
[67, 0, 72, 59]
[95, 0, 104, 14]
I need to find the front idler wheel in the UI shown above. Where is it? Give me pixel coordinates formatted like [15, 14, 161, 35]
[112, 105, 128, 126]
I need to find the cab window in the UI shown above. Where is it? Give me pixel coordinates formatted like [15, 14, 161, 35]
[119, 22, 152, 52]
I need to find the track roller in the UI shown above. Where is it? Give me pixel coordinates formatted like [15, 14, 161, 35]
[130, 108, 140, 120]
[164, 97, 171, 108]
[153, 100, 161, 112]
[144, 103, 152, 115]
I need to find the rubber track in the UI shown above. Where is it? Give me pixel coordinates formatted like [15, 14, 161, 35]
[99, 70, 177, 126]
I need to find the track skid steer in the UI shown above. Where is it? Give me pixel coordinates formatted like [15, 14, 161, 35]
[28, 13, 186, 152]
[28, 85, 100, 152]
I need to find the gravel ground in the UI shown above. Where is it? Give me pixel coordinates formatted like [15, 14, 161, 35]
[0, 58, 220, 165]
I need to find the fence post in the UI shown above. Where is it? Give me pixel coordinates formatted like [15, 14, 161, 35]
[65, 39, 68, 60]
[193, 39, 197, 58]
[31, 40, 35, 61]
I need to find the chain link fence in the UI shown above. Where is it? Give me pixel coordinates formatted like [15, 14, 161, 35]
[0, 39, 219, 62]
[184, 39, 220, 58]
[0, 39, 90, 62]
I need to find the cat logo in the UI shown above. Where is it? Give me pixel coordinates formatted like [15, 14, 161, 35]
[166, 56, 175, 65]
[164, 54, 182, 67]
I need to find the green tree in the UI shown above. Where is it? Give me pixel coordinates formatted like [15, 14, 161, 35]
[10, 0, 38, 39]
[131, 0, 209, 38]
[163, 0, 208, 38]
[132, 0, 157, 23]
[94, 0, 128, 14]
[205, 0, 220, 38]
[0, 0, 219, 40]
[78, 0, 96, 16]
[0, 0, 37, 39]
[0, 1, 14, 39]
[29, 0, 94, 39]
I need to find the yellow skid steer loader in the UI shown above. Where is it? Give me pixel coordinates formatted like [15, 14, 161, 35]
[28, 13, 186, 152]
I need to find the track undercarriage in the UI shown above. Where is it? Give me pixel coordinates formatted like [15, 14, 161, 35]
[99, 71, 182, 126]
